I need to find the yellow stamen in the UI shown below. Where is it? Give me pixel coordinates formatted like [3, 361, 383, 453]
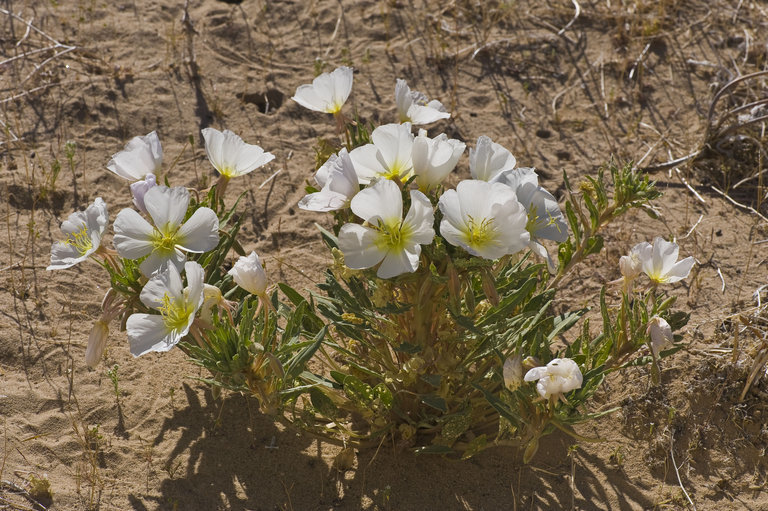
[157, 293, 192, 332]
[375, 219, 413, 252]
[65, 224, 94, 256]
[465, 216, 496, 248]
[150, 226, 182, 255]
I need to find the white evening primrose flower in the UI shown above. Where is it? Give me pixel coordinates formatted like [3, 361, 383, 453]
[126, 261, 205, 356]
[524, 358, 583, 400]
[85, 320, 109, 368]
[412, 129, 465, 192]
[338, 179, 434, 279]
[106, 131, 163, 181]
[113, 186, 219, 276]
[47, 197, 109, 270]
[647, 316, 674, 357]
[499, 167, 568, 271]
[349, 123, 414, 184]
[201, 127, 275, 178]
[639, 237, 695, 284]
[469, 135, 517, 182]
[292, 66, 354, 114]
[438, 180, 530, 260]
[229, 251, 268, 297]
[298, 148, 359, 212]
[395, 78, 451, 125]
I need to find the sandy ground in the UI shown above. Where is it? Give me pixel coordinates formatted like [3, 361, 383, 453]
[2, 0, 768, 509]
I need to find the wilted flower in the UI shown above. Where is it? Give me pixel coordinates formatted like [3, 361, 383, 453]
[113, 186, 219, 276]
[201, 127, 275, 179]
[228, 251, 268, 297]
[85, 320, 109, 368]
[125, 261, 205, 356]
[298, 148, 359, 212]
[129, 173, 157, 214]
[498, 167, 568, 270]
[503, 355, 523, 391]
[438, 180, 530, 260]
[292, 66, 353, 114]
[469, 135, 517, 182]
[349, 123, 414, 184]
[338, 179, 434, 278]
[524, 358, 583, 400]
[647, 316, 674, 357]
[395, 79, 450, 125]
[47, 197, 109, 270]
[618, 242, 647, 292]
[639, 237, 695, 284]
[411, 129, 465, 191]
[106, 131, 163, 181]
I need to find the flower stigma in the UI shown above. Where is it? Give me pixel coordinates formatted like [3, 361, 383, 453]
[150, 227, 182, 254]
[465, 215, 496, 248]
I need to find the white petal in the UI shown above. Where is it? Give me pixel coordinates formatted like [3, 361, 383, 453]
[85, 197, 109, 238]
[177, 207, 219, 253]
[204, 128, 275, 177]
[126, 314, 176, 356]
[228, 252, 267, 296]
[407, 104, 450, 125]
[350, 179, 403, 224]
[524, 366, 549, 382]
[184, 261, 206, 311]
[47, 242, 88, 270]
[349, 144, 385, 184]
[371, 123, 414, 178]
[329, 66, 354, 110]
[113, 209, 154, 259]
[338, 224, 387, 270]
[106, 131, 162, 181]
[395, 79, 411, 122]
[469, 136, 516, 182]
[652, 237, 679, 275]
[144, 186, 190, 233]
[202, 127, 226, 173]
[140, 248, 186, 277]
[403, 190, 435, 245]
[664, 257, 695, 283]
[377, 245, 420, 278]
[292, 84, 328, 112]
[298, 190, 350, 212]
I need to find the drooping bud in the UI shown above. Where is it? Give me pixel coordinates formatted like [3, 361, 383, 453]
[228, 251, 268, 296]
[647, 316, 674, 357]
[85, 320, 109, 368]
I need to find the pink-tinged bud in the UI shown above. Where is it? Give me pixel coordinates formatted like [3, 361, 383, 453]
[85, 320, 109, 368]
[647, 316, 674, 357]
[130, 173, 157, 214]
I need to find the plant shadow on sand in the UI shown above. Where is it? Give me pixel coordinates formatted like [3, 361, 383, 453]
[133, 383, 656, 510]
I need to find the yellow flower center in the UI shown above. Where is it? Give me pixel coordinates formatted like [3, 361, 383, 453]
[150, 226, 182, 255]
[380, 159, 412, 182]
[464, 216, 496, 248]
[157, 293, 192, 332]
[65, 224, 94, 256]
[375, 219, 412, 252]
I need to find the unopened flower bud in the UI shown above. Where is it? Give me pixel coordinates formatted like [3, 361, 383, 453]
[647, 316, 674, 357]
[228, 251, 267, 296]
[619, 253, 642, 282]
[129, 173, 157, 214]
[503, 355, 523, 391]
[85, 320, 109, 368]
[200, 284, 223, 324]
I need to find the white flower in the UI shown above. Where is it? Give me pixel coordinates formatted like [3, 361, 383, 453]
[349, 123, 414, 184]
[228, 251, 268, 296]
[338, 179, 434, 278]
[47, 197, 109, 270]
[298, 148, 359, 212]
[85, 320, 109, 368]
[113, 186, 219, 276]
[412, 129, 465, 191]
[201, 128, 275, 179]
[498, 167, 568, 270]
[292, 66, 353, 114]
[503, 355, 523, 391]
[524, 358, 583, 400]
[639, 237, 695, 284]
[129, 173, 157, 214]
[106, 131, 163, 181]
[469, 135, 517, 182]
[126, 261, 205, 357]
[647, 316, 674, 357]
[438, 180, 530, 260]
[395, 79, 450, 125]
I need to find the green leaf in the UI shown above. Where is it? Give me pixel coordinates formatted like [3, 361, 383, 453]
[283, 326, 327, 381]
[420, 394, 447, 412]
